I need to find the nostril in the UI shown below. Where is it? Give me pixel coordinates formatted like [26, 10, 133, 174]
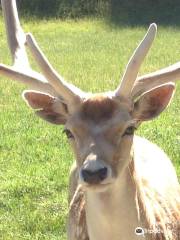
[82, 169, 93, 180]
[81, 167, 108, 184]
[98, 167, 108, 180]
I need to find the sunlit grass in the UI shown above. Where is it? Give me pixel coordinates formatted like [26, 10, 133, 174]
[0, 17, 179, 239]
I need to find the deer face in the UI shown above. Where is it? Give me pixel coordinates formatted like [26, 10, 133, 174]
[65, 94, 135, 188]
[23, 83, 174, 190]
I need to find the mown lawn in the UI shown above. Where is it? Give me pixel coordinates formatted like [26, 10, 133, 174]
[0, 18, 180, 239]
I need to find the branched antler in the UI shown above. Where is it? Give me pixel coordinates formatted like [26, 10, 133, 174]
[0, 0, 58, 97]
[0, 0, 84, 107]
[0, 0, 180, 107]
[114, 24, 180, 99]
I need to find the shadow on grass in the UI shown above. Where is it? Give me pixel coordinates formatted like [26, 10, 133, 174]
[1, 0, 180, 27]
[109, 0, 180, 27]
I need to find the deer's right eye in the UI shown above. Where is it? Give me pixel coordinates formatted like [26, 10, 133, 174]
[63, 129, 74, 139]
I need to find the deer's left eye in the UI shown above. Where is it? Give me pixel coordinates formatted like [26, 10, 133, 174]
[63, 129, 74, 139]
[123, 126, 136, 136]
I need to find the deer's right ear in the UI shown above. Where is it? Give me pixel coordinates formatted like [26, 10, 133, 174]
[23, 90, 68, 125]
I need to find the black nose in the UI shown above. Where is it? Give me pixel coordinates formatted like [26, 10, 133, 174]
[81, 167, 108, 184]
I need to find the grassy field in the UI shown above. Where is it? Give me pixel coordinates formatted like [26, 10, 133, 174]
[0, 18, 180, 239]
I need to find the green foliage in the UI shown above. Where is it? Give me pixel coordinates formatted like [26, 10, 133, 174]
[17, 0, 109, 18]
[15, 0, 180, 26]
[110, 0, 180, 26]
[0, 18, 180, 239]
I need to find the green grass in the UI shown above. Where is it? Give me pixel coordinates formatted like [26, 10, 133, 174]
[0, 18, 179, 239]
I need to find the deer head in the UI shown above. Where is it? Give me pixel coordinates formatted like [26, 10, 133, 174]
[1, 0, 180, 191]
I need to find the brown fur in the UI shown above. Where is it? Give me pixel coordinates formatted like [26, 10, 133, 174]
[68, 164, 89, 240]
[69, 186, 88, 240]
[81, 95, 119, 123]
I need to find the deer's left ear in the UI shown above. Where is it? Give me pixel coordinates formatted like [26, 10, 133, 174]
[132, 83, 175, 121]
[23, 90, 68, 125]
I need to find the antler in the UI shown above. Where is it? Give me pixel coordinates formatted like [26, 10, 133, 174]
[26, 33, 85, 102]
[0, 0, 84, 104]
[114, 23, 180, 100]
[115, 23, 157, 97]
[0, 0, 54, 95]
[1, 0, 29, 68]
[132, 62, 180, 99]
[1, 0, 180, 106]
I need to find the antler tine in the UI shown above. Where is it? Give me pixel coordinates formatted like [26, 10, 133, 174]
[1, 0, 29, 68]
[115, 23, 157, 98]
[131, 62, 180, 99]
[0, 0, 61, 97]
[0, 64, 58, 96]
[26, 33, 85, 103]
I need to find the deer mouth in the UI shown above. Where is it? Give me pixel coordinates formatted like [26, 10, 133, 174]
[83, 182, 112, 192]
[79, 175, 114, 192]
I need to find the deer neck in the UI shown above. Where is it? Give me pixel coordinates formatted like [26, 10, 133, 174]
[85, 162, 146, 240]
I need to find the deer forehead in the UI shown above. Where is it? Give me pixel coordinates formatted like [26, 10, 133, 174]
[67, 94, 133, 135]
[81, 94, 120, 122]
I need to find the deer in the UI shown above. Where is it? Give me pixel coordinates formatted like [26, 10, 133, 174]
[0, 0, 180, 239]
